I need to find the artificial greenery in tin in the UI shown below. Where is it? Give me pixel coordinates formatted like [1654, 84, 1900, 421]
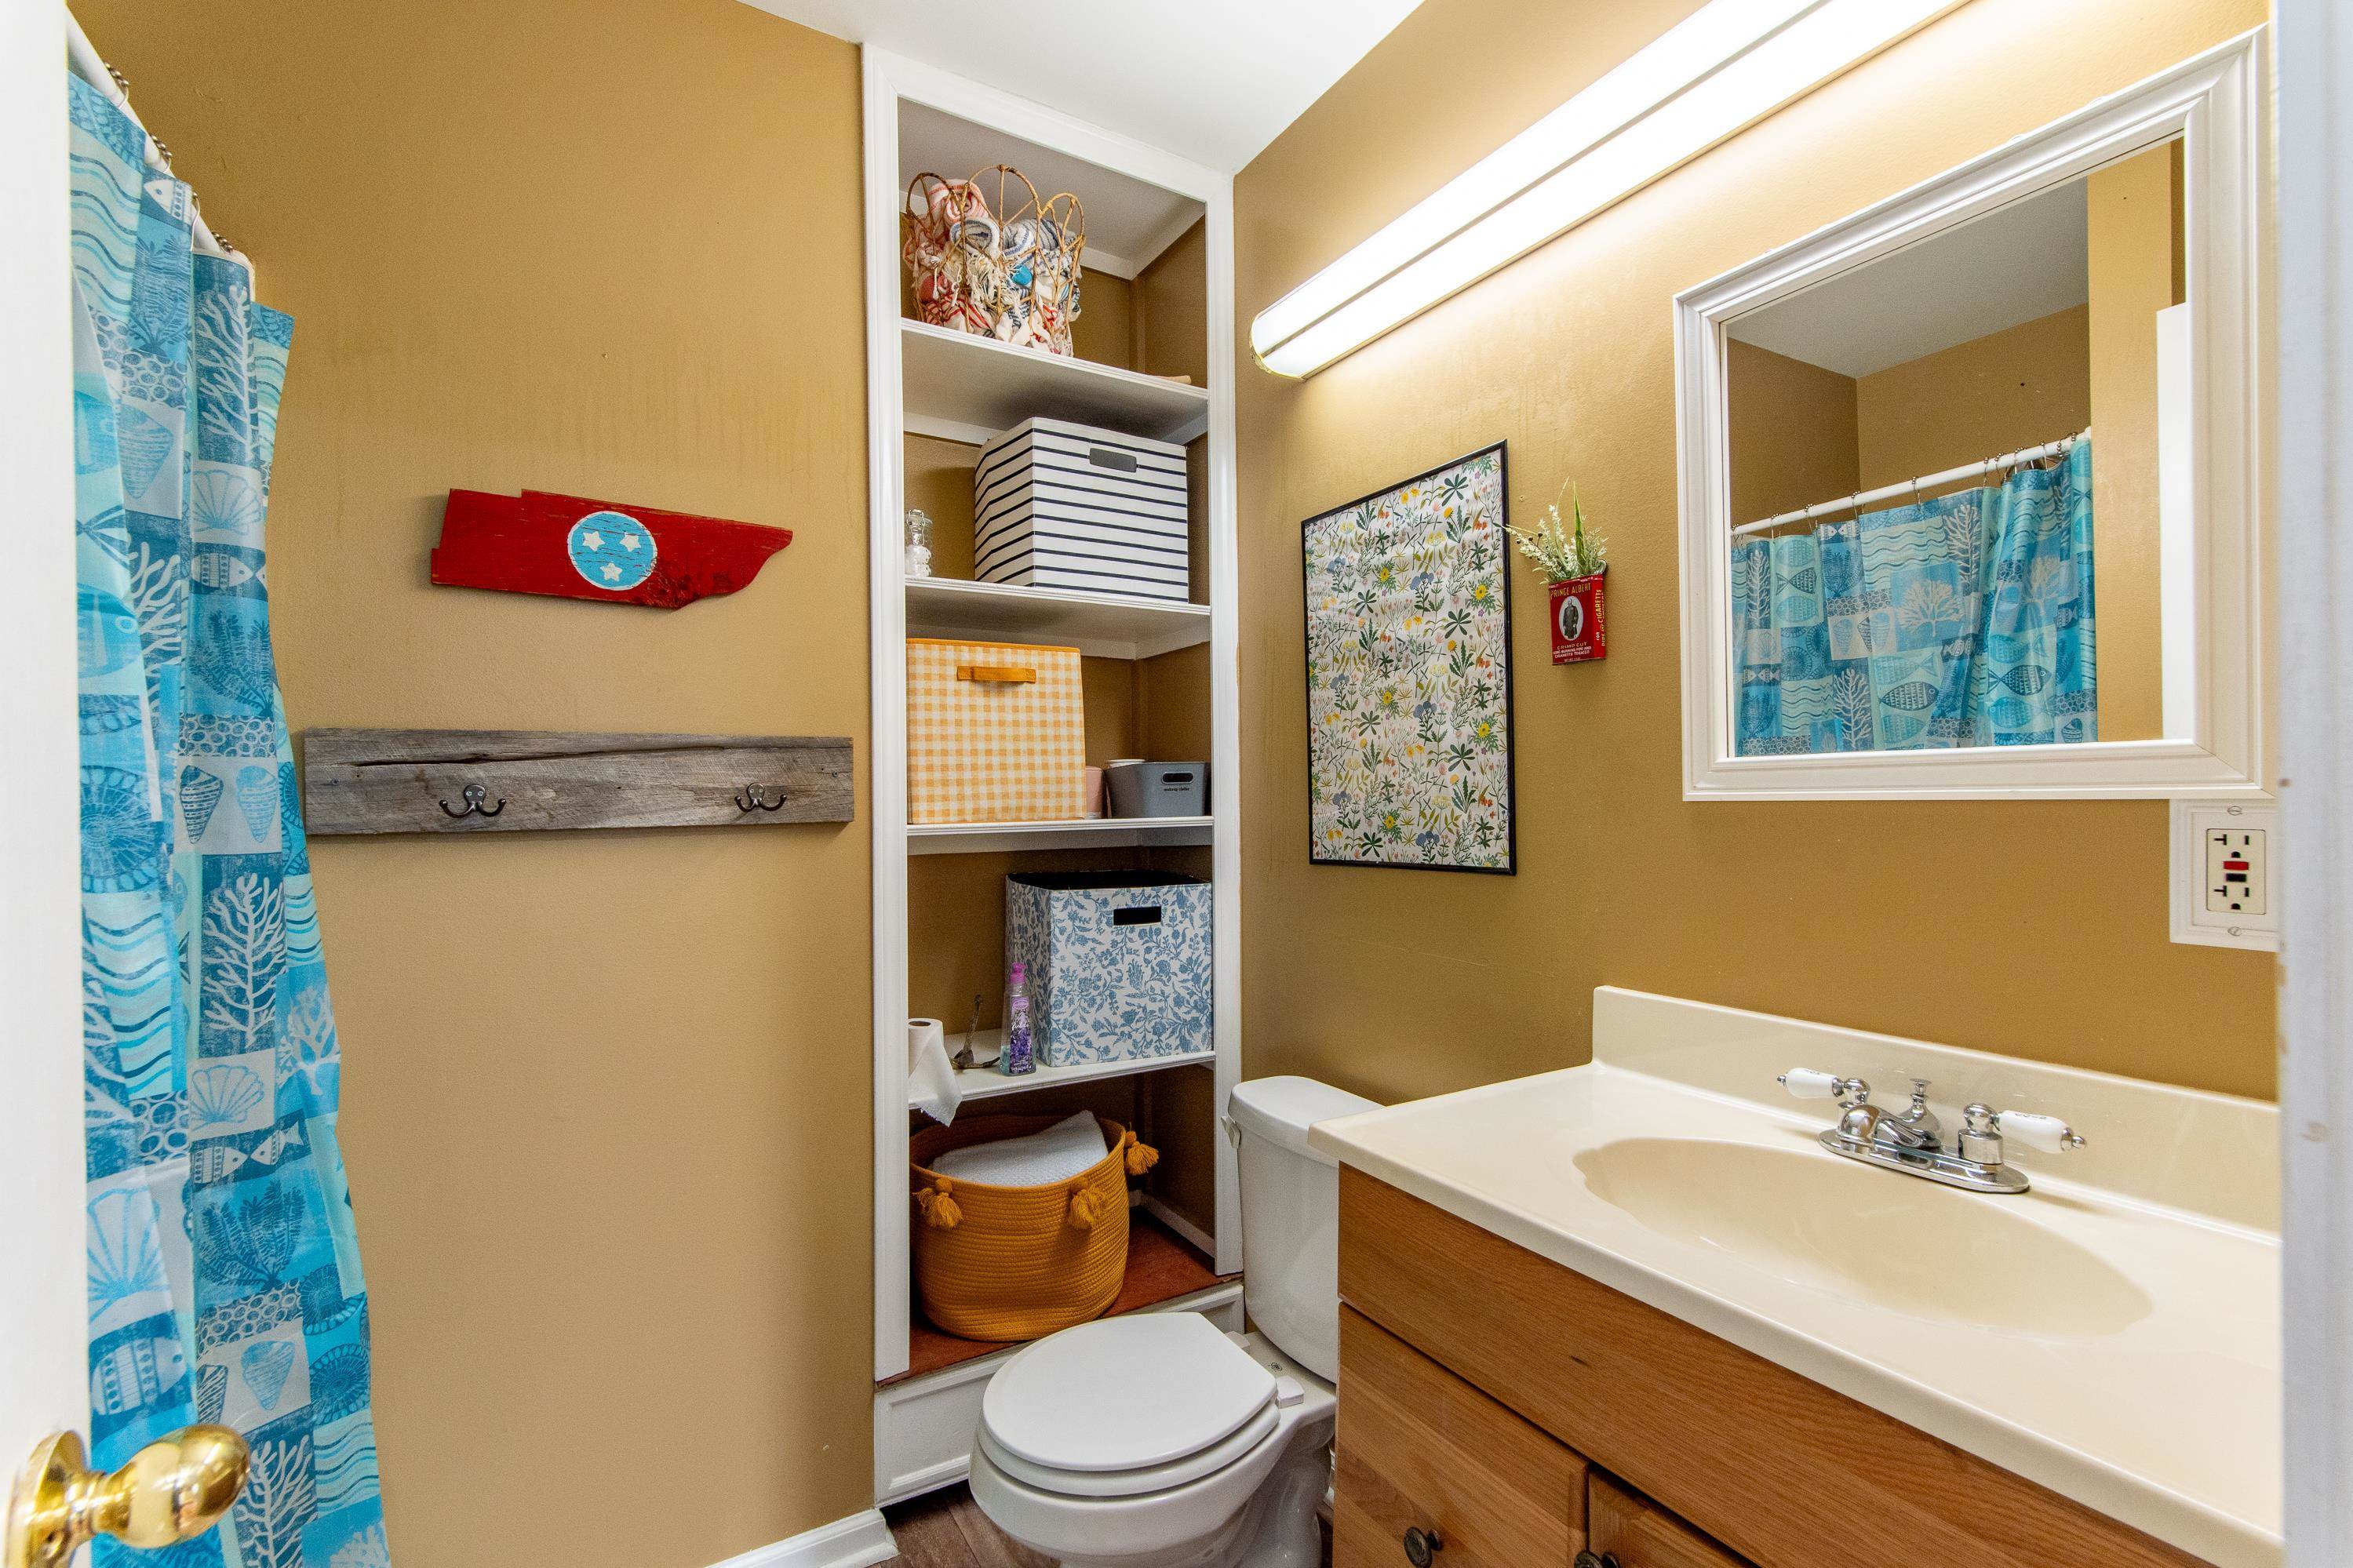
[1507, 480, 1608, 582]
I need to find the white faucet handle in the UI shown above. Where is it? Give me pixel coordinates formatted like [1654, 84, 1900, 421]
[1779, 1068, 1851, 1101]
[1996, 1111, 2085, 1154]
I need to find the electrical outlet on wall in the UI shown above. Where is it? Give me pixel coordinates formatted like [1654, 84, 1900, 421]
[2171, 799, 2280, 951]
[2204, 824, 2267, 916]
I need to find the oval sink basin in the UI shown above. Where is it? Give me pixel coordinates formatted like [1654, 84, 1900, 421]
[1572, 1137, 2153, 1337]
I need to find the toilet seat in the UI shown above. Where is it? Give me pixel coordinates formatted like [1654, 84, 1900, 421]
[977, 1400, 1283, 1498]
[967, 1335, 1338, 1568]
[978, 1314, 1279, 1496]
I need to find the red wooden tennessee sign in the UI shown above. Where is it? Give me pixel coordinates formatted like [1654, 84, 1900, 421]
[429, 489, 792, 609]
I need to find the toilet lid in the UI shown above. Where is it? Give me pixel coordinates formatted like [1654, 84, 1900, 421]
[977, 1401, 1283, 1499]
[981, 1313, 1277, 1474]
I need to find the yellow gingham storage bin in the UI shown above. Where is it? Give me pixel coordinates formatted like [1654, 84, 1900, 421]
[910, 1114, 1158, 1341]
[907, 638, 1085, 824]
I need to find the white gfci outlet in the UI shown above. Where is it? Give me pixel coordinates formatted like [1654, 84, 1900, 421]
[2171, 799, 2281, 951]
[2204, 825, 2267, 915]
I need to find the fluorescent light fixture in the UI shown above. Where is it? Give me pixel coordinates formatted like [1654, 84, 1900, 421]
[1249, 0, 1963, 377]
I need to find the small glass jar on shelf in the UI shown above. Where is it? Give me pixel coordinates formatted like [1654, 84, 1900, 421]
[904, 508, 935, 579]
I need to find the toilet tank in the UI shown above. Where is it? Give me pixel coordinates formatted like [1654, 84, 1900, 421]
[1226, 1075, 1379, 1382]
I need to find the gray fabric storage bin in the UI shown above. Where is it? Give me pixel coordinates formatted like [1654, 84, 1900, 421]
[1105, 761, 1207, 817]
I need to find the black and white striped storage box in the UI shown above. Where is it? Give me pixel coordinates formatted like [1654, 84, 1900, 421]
[974, 417, 1191, 602]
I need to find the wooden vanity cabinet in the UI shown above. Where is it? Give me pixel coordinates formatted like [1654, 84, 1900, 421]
[1333, 1303, 1744, 1567]
[1333, 1306, 1588, 1566]
[1333, 1169, 2211, 1568]
[1586, 1474, 1748, 1568]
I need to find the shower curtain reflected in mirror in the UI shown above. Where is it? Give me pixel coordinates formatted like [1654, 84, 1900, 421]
[1735, 438, 2098, 755]
[71, 71, 391, 1568]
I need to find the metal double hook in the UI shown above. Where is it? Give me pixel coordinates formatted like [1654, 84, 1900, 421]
[736, 784, 789, 813]
[438, 783, 505, 819]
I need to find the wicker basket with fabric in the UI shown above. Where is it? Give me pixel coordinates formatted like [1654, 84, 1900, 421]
[909, 1113, 1159, 1341]
[902, 165, 1087, 356]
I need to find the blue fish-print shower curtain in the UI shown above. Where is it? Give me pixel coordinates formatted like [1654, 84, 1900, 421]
[71, 74, 391, 1568]
[1735, 438, 2097, 754]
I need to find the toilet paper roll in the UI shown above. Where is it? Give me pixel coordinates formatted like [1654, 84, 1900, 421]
[907, 1017, 962, 1126]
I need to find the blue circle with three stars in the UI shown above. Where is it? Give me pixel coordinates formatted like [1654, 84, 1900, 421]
[566, 510, 657, 591]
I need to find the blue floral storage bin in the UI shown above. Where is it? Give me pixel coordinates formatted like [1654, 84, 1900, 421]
[1005, 871, 1212, 1065]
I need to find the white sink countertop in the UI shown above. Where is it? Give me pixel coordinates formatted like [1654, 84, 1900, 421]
[1307, 987, 2280, 1567]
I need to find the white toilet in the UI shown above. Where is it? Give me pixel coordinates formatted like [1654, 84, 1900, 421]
[967, 1076, 1377, 1568]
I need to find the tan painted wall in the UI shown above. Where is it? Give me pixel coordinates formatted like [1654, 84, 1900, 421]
[1234, 0, 2276, 1105]
[1726, 340, 1859, 526]
[1137, 221, 1213, 385]
[2085, 143, 2184, 740]
[908, 431, 984, 577]
[1854, 306, 2092, 488]
[1072, 267, 1138, 369]
[76, 2, 876, 1565]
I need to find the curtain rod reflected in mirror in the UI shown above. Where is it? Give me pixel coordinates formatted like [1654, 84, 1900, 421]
[1732, 429, 2090, 538]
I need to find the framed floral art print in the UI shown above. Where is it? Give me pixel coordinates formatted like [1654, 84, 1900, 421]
[1301, 442, 1516, 874]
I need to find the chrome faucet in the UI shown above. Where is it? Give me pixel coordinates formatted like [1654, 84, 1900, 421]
[1841, 1075, 1942, 1151]
[1778, 1070, 2085, 1194]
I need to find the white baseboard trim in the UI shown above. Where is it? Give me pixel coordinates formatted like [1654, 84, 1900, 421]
[708, 1508, 896, 1568]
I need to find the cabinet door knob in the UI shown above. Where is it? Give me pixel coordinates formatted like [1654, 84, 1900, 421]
[1403, 1526, 1444, 1565]
[1575, 1553, 1620, 1568]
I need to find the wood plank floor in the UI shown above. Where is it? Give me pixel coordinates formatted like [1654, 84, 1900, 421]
[880, 1483, 1332, 1567]
[881, 1486, 1052, 1568]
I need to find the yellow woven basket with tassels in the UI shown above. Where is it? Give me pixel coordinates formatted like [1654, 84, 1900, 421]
[909, 1114, 1159, 1341]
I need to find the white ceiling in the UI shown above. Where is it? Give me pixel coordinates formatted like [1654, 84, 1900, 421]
[738, 0, 1425, 173]
[1728, 178, 2091, 379]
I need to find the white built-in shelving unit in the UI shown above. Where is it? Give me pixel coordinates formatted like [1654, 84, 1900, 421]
[901, 318, 1211, 446]
[905, 816, 1214, 856]
[861, 51, 1241, 1505]
[905, 577, 1209, 659]
[923, 1032, 1222, 1108]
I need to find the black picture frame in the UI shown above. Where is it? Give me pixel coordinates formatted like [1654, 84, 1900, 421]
[1299, 441, 1517, 875]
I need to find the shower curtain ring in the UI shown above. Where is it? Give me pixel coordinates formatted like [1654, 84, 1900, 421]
[438, 783, 504, 819]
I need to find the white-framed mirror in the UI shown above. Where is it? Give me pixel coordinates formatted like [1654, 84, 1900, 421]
[1674, 31, 2266, 800]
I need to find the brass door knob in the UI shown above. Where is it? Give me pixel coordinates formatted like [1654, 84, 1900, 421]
[5, 1427, 249, 1568]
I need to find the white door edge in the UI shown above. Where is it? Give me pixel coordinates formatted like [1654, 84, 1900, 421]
[0, 0, 95, 1497]
[2276, 1, 2353, 1559]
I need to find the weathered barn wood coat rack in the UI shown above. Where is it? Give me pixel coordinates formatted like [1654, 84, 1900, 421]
[302, 729, 855, 835]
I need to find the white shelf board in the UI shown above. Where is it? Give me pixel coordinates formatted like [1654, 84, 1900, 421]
[907, 816, 1212, 856]
[901, 319, 1209, 445]
[916, 1033, 1217, 1107]
[907, 577, 1210, 660]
